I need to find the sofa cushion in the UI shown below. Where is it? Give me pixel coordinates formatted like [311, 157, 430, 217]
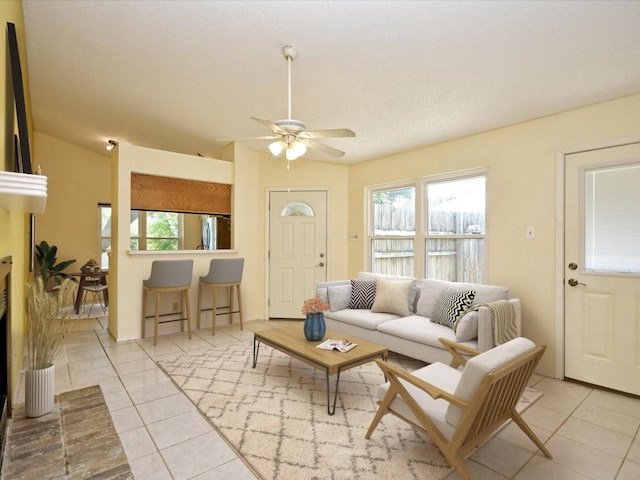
[416, 279, 509, 317]
[348, 280, 376, 309]
[431, 288, 475, 329]
[445, 337, 536, 426]
[371, 277, 414, 317]
[376, 315, 458, 348]
[324, 309, 400, 330]
[328, 284, 351, 311]
[455, 311, 479, 342]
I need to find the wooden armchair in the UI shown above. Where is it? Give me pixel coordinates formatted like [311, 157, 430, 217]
[365, 337, 552, 480]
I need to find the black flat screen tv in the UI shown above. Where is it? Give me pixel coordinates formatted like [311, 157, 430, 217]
[7, 22, 32, 174]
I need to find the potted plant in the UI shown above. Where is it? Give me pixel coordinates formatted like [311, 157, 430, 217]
[34, 240, 76, 290]
[301, 295, 329, 341]
[24, 276, 76, 417]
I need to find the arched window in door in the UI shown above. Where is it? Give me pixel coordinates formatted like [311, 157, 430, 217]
[281, 201, 314, 217]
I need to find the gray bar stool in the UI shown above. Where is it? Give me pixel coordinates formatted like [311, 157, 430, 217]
[142, 259, 193, 346]
[197, 258, 244, 335]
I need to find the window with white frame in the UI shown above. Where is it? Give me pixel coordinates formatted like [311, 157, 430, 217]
[99, 204, 111, 269]
[370, 185, 416, 276]
[369, 172, 487, 282]
[425, 175, 486, 282]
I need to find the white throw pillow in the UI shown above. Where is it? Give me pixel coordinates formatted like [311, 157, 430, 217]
[327, 284, 351, 311]
[371, 278, 413, 316]
[455, 311, 479, 342]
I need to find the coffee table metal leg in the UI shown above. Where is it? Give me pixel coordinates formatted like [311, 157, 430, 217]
[252, 337, 260, 368]
[326, 368, 342, 415]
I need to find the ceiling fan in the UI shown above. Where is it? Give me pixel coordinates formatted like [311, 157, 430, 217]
[240, 45, 355, 164]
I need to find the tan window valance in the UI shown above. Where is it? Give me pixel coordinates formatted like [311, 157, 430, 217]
[131, 173, 231, 215]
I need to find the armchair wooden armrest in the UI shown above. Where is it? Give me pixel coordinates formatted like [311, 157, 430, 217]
[439, 338, 482, 369]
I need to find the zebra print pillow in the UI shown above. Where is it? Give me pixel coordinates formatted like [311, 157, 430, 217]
[348, 280, 376, 309]
[431, 287, 476, 329]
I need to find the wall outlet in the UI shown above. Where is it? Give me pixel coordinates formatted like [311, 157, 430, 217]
[172, 301, 179, 311]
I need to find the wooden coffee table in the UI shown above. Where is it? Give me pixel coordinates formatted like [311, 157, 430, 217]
[252, 323, 388, 415]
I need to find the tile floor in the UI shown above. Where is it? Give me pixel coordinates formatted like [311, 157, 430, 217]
[11, 316, 640, 480]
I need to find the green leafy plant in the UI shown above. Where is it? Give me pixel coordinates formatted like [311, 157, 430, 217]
[25, 276, 76, 370]
[34, 240, 76, 288]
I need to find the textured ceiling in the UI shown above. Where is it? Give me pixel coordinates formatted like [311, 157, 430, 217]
[21, 0, 640, 164]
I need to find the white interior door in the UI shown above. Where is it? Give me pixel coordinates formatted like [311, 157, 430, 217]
[269, 190, 327, 318]
[564, 142, 640, 395]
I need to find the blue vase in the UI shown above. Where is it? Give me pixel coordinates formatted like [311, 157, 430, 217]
[304, 313, 326, 341]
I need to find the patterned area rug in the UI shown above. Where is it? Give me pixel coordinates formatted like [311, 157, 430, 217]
[158, 342, 541, 480]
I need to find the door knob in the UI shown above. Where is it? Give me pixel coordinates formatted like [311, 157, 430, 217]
[568, 278, 587, 287]
[316, 262, 325, 267]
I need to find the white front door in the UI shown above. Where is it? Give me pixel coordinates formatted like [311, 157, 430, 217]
[269, 190, 327, 318]
[564, 142, 640, 395]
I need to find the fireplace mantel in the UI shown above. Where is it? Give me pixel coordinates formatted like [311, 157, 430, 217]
[0, 171, 47, 214]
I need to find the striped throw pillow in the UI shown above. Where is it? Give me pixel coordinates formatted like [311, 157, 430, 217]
[431, 287, 476, 329]
[348, 280, 376, 309]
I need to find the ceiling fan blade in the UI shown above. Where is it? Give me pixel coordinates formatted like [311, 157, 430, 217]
[303, 139, 346, 158]
[217, 135, 280, 142]
[301, 128, 355, 139]
[250, 117, 286, 135]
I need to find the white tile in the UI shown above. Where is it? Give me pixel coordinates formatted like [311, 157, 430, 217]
[69, 364, 117, 386]
[545, 434, 623, 479]
[103, 387, 133, 411]
[534, 378, 592, 401]
[136, 393, 195, 424]
[572, 401, 640, 436]
[514, 453, 590, 480]
[120, 367, 170, 389]
[110, 405, 144, 433]
[127, 379, 180, 405]
[193, 458, 259, 479]
[129, 452, 173, 480]
[113, 358, 158, 376]
[471, 435, 536, 478]
[67, 355, 112, 374]
[627, 437, 640, 464]
[557, 417, 632, 458]
[161, 432, 238, 480]
[147, 410, 212, 449]
[582, 389, 640, 419]
[106, 348, 150, 365]
[617, 460, 640, 480]
[119, 426, 157, 461]
[520, 404, 568, 432]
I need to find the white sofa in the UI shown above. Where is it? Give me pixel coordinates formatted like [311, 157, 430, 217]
[316, 272, 521, 365]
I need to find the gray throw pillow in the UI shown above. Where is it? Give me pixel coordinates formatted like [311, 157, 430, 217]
[328, 284, 351, 311]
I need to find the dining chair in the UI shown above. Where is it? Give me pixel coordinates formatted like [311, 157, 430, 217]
[81, 275, 108, 317]
[197, 258, 244, 335]
[142, 259, 193, 345]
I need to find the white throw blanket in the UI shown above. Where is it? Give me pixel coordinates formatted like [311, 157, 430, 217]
[470, 300, 518, 345]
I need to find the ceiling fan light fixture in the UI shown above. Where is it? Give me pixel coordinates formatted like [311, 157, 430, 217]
[292, 140, 307, 158]
[269, 140, 285, 157]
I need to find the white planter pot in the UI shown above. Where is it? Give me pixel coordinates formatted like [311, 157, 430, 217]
[25, 364, 55, 417]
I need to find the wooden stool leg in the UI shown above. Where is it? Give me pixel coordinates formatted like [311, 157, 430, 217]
[228, 286, 233, 324]
[212, 286, 217, 336]
[184, 288, 192, 339]
[236, 284, 243, 330]
[180, 292, 185, 333]
[154, 291, 160, 346]
[142, 288, 147, 339]
[197, 283, 202, 329]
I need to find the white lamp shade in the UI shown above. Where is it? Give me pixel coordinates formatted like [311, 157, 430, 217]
[269, 141, 285, 156]
[292, 141, 307, 157]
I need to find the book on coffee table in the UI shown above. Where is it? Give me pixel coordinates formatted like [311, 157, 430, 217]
[316, 339, 357, 353]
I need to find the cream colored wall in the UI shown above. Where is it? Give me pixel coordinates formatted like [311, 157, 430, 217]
[348, 92, 640, 376]
[112, 143, 237, 340]
[0, 0, 33, 404]
[33, 132, 111, 269]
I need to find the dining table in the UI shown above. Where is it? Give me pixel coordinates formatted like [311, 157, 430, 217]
[71, 269, 109, 314]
